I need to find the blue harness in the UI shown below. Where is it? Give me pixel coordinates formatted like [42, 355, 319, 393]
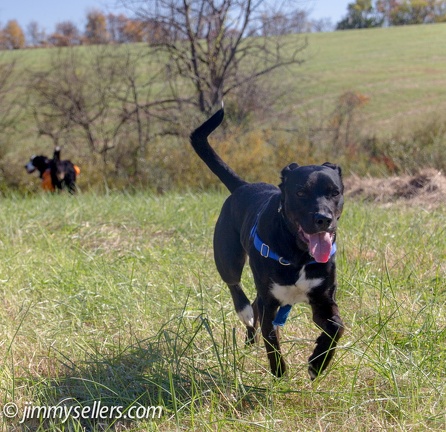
[250, 216, 337, 328]
[250, 219, 291, 266]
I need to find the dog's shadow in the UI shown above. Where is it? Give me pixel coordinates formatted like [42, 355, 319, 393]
[25, 314, 267, 430]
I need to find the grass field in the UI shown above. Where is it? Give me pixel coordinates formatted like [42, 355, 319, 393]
[1, 191, 445, 431]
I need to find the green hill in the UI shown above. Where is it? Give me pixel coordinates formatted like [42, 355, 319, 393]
[1, 23, 446, 191]
[294, 23, 446, 133]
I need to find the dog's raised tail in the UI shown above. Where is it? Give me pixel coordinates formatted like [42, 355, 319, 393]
[190, 108, 247, 193]
[53, 146, 61, 162]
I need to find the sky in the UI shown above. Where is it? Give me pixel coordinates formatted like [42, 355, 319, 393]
[0, 0, 351, 34]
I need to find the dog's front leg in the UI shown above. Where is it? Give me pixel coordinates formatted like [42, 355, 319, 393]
[258, 297, 286, 377]
[308, 301, 344, 380]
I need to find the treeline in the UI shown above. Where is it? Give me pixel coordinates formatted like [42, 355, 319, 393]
[337, 0, 446, 29]
[0, 12, 173, 49]
[0, 8, 330, 50]
[2, 0, 446, 51]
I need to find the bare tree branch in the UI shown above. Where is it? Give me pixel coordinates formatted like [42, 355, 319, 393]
[120, 0, 307, 115]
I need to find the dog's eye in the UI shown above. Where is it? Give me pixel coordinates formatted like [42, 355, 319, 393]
[296, 190, 306, 197]
[331, 190, 340, 197]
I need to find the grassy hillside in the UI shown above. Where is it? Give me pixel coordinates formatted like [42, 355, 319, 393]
[0, 192, 445, 430]
[11, 24, 446, 133]
[293, 24, 446, 132]
[1, 24, 446, 192]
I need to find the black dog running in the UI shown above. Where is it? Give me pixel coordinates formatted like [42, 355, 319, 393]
[190, 107, 345, 379]
[25, 147, 80, 194]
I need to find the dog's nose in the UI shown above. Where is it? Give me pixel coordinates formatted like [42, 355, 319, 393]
[314, 213, 332, 230]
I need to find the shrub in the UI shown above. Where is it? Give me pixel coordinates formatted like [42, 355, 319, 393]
[363, 116, 446, 175]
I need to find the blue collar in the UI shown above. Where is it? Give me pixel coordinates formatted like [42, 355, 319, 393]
[250, 220, 291, 266]
[250, 218, 336, 267]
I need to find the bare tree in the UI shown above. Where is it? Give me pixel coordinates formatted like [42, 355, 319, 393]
[261, 10, 311, 36]
[28, 45, 178, 177]
[30, 47, 130, 160]
[85, 10, 110, 44]
[48, 21, 82, 46]
[107, 13, 130, 43]
[121, 0, 307, 115]
[26, 21, 47, 47]
[311, 18, 333, 33]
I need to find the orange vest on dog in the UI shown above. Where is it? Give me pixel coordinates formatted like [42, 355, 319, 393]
[41, 169, 55, 192]
[40, 166, 80, 191]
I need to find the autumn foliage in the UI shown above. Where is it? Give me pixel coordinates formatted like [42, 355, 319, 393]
[3, 1, 446, 49]
[1, 20, 25, 49]
[0, 11, 167, 49]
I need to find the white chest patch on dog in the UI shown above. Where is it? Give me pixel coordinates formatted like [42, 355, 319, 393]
[270, 267, 323, 305]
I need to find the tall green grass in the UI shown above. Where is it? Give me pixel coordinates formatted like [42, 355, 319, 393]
[0, 192, 445, 430]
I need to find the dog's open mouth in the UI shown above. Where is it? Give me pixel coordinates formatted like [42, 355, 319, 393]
[298, 227, 334, 263]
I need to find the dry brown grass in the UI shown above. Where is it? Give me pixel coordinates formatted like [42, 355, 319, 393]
[344, 169, 446, 208]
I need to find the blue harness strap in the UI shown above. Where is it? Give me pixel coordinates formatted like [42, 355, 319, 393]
[272, 304, 292, 328]
[250, 218, 291, 266]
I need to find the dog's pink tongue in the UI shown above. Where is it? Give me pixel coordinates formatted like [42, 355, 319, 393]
[308, 232, 333, 263]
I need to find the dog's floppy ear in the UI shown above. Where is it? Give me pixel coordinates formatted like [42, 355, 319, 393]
[279, 163, 299, 190]
[323, 162, 342, 178]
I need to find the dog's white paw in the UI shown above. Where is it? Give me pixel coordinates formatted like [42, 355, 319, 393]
[308, 366, 318, 381]
[237, 305, 254, 327]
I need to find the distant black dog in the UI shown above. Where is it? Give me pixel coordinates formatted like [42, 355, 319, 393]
[190, 108, 345, 379]
[25, 147, 79, 194]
